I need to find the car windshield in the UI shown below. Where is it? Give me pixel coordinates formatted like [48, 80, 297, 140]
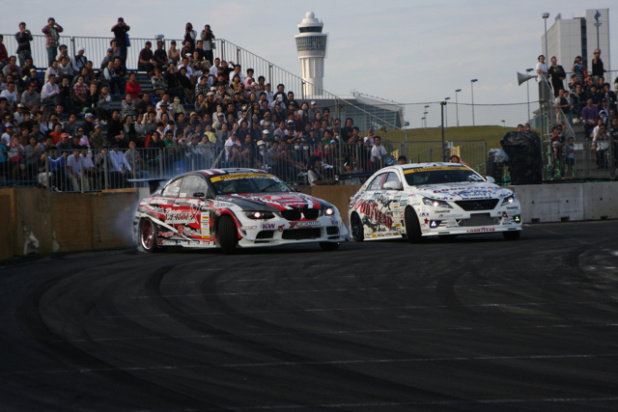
[210, 173, 293, 195]
[404, 166, 485, 186]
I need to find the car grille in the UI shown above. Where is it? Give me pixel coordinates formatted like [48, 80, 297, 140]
[282, 228, 321, 240]
[458, 213, 500, 227]
[455, 199, 499, 211]
[256, 230, 274, 239]
[280, 208, 320, 221]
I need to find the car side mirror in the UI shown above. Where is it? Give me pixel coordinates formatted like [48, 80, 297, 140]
[382, 181, 403, 190]
[485, 176, 496, 183]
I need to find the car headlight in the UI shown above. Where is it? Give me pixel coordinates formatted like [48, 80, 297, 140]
[422, 197, 452, 209]
[324, 207, 335, 217]
[501, 194, 517, 206]
[243, 210, 275, 219]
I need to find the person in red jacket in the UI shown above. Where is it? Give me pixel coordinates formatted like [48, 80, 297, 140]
[125, 72, 141, 100]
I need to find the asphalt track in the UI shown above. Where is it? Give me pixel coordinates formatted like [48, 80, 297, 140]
[1, 221, 618, 411]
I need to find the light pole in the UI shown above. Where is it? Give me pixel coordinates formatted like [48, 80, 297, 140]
[542, 12, 550, 140]
[444, 97, 450, 127]
[593, 10, 601, 50]
[441, 100, 447, 161]
[424, 105, 430, 128]
[542, 13, 549, 62]
[470, 79, 478, 126]
[525, 68, 533, 123]
[501, 120, 506, 127]
[455, 89, 461, 127]
[421, 116, 426, 129]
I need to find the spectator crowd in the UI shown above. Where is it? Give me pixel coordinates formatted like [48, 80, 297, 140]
[0, 17, 392, 190]
[535, 51, 618, 175]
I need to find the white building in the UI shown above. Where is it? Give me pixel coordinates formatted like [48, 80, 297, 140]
[294, 11, 328, 97]
[541, 9, 610, 76]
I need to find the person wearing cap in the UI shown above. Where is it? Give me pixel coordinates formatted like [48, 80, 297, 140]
[111, 17, 130, 66]
[199, 24, 215, 64]
[100, 47, 114, 71]
[138, 41, 155, 73]
[41, 18, 63, 67]
[73, 47, 88, 71]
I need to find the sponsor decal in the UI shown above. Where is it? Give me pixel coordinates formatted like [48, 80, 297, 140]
[289, 220, 320, 229]
[243, 225, 257, 231]
[278, 224, 285, 232]
[466, 227, 496, 233]
[438, 213, 464, 218]
[331, 219, 339, 226]
[502, 212, 509, 218]
[160, 240, 177, 246]
[201, 214, 211, 239]
[506, 206, 518, 210]
[158, 231, 174, 238]
[261, 222, 276, 230]
[354, 200, 393, 229]
[210, 173, 269, 182]
[165, 205, 199, 224]
[404, 166, 469, 174]
[435, 210, 450, 214]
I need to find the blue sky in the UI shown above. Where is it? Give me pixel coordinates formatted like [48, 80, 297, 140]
[2, 0, 616, 125]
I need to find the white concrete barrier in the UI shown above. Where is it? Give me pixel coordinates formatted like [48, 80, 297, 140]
[511, 182, 617, 223]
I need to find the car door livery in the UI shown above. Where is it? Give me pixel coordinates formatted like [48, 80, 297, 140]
[353, 172, 401, 239]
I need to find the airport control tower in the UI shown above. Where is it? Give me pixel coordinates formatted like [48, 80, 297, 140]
[295, 11, 327, 97]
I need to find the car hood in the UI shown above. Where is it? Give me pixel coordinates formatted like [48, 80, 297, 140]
[410, 182, 512, 201]
[218, 192, 324, 211]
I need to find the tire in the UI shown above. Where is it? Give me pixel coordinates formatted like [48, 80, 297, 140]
[319, 242, 339, 251]
[139, 219, 158, 253]
[350, 213, 364, 242]
[404, 207, 422, 243]
[218, 215, 238, 253]
[503, 230, 521, 241]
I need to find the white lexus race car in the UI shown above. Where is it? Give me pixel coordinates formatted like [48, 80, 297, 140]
[348, 163, 522, 242]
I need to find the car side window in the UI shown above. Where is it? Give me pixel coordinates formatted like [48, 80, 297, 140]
[384, 172, 402, 190]
[162, 178, 182, 197]
[180, 175, 210, 198]
[367, 173, 386, 191]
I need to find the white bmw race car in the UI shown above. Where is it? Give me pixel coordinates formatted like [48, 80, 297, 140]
[133, 168, 347, 252]
[348, 163, 522, 242]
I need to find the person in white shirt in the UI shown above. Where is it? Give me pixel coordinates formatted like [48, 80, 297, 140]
[66, 149, 93, 191]
[0, 82, 18, 109]
[370, 136, 388, 166]
[536, 55, 549, 82]
[108, 143, 132, 188]
[41, 74, 60, 105]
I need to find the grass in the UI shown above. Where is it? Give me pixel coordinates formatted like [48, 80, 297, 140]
[380, 125, 515, 150]
[375, 125, 521, 173]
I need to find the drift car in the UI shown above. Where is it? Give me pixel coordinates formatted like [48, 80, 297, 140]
[133, 168, 347, 252]
[348, 163, 522, 242]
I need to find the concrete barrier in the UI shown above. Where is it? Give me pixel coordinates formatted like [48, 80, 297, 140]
[1, 182, 617, 259]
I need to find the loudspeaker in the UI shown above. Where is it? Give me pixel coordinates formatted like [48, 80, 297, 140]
[517, 72, 537, 86]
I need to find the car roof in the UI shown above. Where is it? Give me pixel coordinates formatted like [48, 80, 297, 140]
[197, 168, 270, 178]
[379, 162, 467, 173]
